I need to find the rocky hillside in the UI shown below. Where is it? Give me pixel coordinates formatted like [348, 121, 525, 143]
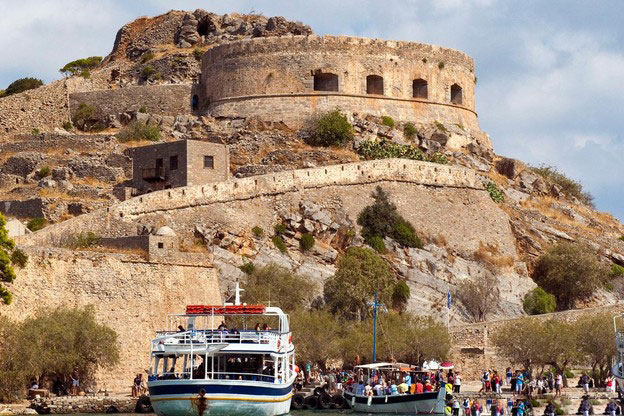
[1, 10, 623, 323]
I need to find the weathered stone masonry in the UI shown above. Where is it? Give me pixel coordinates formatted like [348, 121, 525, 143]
[19, 158, 483, 246]
[201, 35, 480, 130]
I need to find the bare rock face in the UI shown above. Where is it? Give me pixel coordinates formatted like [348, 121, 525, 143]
[176, 13, 200, 48]
[1, 153, 44, 177]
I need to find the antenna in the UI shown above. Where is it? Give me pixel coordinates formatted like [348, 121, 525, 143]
[234, 280, 244, 306]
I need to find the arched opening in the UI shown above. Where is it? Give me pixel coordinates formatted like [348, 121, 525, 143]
[450, 83, 463, 105]
[192, 94, 199, 111]
[366, 75, 384, 95]
[313, 72, 339, 92]
[412, 79, 428, 99]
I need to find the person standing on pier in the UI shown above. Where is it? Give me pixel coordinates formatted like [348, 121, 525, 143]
[70, 368, 80, 396]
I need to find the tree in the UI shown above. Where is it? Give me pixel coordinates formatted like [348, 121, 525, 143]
[59, 56, 102, 77]
[576, 313, 617, 387]
[455, 273, 499, 322]
[357, 186, 422, 248]
[290, 309, 341, 369]
[539, 319, 581, 381]
[4, 77, 43, 96]
[523, 287, 557, 315]
[493, 317, 547, 374]
[241, 264, 316, 312]
[0, 213, 17, 304]
[0, 306, 119, 400]
[533, 242, 609, 310]
[323, 246, 396, 321]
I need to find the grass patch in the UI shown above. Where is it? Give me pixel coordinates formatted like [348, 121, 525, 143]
[239, 262, 255, 275]
[272, 235, 287, 253]
[357, 140, 447, 164]
[434, 120, 448, 132]
[141, 51, 155, 63]
[381, 116, 395, 128]
[473, 242, 514, 268]
[530, 164, 594, 207]
[299, 233, 315, 252]
[116, 121, 161, 143]
[252, 226, 264, 238]
[273, 223, 287, 235]
[26, 217, 48, 232]
[403, 122, 417, 140]
[438, 62, 445, 70]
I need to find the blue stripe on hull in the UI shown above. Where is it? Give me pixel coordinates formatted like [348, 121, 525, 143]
[149, 382, 293, 397]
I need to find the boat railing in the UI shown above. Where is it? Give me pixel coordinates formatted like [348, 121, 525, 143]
[148, 371, 276, 382]
[151, 329, 286, 350]
[616, 331, 624, 351]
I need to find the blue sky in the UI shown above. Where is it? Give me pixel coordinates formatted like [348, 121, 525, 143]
[1, 0, 623, 221]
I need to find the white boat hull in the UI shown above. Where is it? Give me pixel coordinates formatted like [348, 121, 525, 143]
[344, 388, 447, 414]
[148, 379, 293, 416]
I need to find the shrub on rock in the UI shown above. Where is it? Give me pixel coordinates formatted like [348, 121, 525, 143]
[305, 109, 354, 147]
[3, 77, 43, 96]
[523, 287, 556, 315]
[116, 121, 161, 143]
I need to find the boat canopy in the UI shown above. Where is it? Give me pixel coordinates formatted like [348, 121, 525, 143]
[355, 362, 416, 371]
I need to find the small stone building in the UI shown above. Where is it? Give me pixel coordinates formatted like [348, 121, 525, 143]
[6, 219, 31, 238]
[130, 139, 229, 193]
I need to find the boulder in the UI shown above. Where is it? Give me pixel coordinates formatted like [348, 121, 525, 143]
[495, 157, 524, 180]
[176, 13, 200, 47]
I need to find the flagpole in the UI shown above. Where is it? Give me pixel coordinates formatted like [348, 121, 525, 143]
[446, 290, 451, 330]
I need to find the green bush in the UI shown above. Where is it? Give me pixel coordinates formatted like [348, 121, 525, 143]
[26, 218, 47, 232]
[530, 399, 541, 408]
[438, 62, 445, 70]
[434, 120, 448, 132]
[611, 263, 624, 277]
[66, 232, 100, 249]
[116, 121, 161, 142]
[428, 152, 448, 164]
[0, 89, 5, 98]
[299, 233, 315, 252]
[357, 140, 447, 165]
[305, 109, 354, 147]
[31, 128, 40, 135]
[391, 280, 410, 312]
[79, 69, 90, 79]
[10, 249, 28, 269]
[62, 121, 73, 131]
[564, 369, 574, 379]
[252, 226, 264, 238]
[393, 218, 422, 248]
[142, 65, 155, 79]
[366, 235, 386, 253]
[4, 77, 43, 96]
[403, 122, 418, 140]
[618, 236, 624, 241]
[486, 182, 505, 203]
[59, 56, 102, 76]
[273, 223, 287, 235]
[381, 116, 395, 128]
[193, 48, 203, 61]
[272, 235, 287, 253]
[531, 164, 594, 207]
[72, 102, 98, 131]
[358, 186, 423, 249]
[141, 51, 155, 63]
[36, 166, 51, 179]
[239, 262, 255, 275]
[555, 408, 564, 415]
[523, 287, 556, 315]
[533, 242, 609, 310]
[138, 106, 147, 113]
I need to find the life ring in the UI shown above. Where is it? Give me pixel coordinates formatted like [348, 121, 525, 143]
[135, 395, 153, 414]
[332, 394, 347, 409]
[291, 394, 305, 410]
[304, 395, 319, 408]
[317, 393, 333, 409]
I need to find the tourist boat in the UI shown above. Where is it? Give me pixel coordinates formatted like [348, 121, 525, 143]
[147, 284, 296, 416]
[343, 362, 448, 414]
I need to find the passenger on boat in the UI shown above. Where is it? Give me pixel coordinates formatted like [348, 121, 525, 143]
[415, 379, 424, 393]
[355, 380, 365, 395]
[177, 325, 185, 332]
[217, 321, 227, 330]
[254, 323, 261, 332]
[398, 379, 409, 394]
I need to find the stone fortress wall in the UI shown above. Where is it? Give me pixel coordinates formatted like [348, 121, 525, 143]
[0, 247, 221, 392]
[68, 84, 194, 120]
[201, 35, 480, 130]
[18, 158, 486, 247]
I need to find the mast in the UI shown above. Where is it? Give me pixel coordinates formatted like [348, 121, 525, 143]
[369, 291, 384, 363]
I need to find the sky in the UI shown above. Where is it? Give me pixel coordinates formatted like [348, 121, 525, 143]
[1, 0, 623, 221]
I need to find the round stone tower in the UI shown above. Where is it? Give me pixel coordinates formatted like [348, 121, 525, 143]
[200, 35, 480, 131]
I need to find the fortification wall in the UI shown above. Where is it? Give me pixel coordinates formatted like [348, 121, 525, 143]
[0, 247, 220, 392]
[449, 304, 624, 378]
[18, 159, 516, 259]
[69, 84, 193, 119]
[201, 35, 479, 129]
